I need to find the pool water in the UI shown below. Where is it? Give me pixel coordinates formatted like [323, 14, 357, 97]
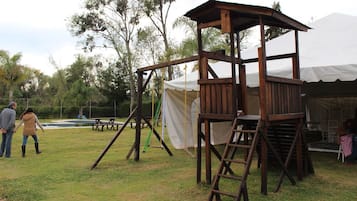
[42, 119, 95, 128]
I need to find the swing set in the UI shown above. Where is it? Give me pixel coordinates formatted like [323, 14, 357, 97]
[90, 58, 198, 170]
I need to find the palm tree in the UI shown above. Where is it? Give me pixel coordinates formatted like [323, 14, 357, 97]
[173, 16, 251, 71]
[0, 50, 26, 101]
[265, 2, 287, 41]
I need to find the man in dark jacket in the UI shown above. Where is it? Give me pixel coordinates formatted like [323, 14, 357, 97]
[0, 101, 17, 158]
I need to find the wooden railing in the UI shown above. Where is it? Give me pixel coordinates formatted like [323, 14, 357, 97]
[257, 47, 304, 122]
[265, 76, 304, 121]
[198, 78, 241, 120]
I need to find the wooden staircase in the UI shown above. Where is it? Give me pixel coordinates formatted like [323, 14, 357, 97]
[208, 115, 261, 201]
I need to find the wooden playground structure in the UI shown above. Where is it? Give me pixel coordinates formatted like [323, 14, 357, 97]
[91, 1, 314, 200]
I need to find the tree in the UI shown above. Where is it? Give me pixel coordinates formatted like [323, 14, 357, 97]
[18, 67, 50, 107]
[0, 50, 26, 101]
[69, 0, 141, 113]
[47, 68, 69, 118]
[264, 1, 287, 41]
[96, 59, 129, 105]
[136, 26, 163, 65]
[173, 16, 251, 70]
[64, 55, 102, 117]
[65, 80, 95, 117]
[140, 0, 176, 80]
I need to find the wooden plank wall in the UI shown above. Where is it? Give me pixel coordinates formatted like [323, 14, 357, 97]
[265, 77, 303, 115]
[199, 78, 232, 115]
[198, 78, 241, 118]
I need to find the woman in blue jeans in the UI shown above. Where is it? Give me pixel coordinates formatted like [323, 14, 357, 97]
[15, 108, 44, 157]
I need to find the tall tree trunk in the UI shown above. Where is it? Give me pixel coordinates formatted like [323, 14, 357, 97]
[8, 89, 14, 101]
[79, 106, 84, 118]
[164, 38, 173, 81]
[126, 40, 136, 114]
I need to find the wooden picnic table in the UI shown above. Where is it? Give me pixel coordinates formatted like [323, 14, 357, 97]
[92, 118, 122, 131]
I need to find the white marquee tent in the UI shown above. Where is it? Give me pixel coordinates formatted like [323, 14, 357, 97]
[163, 13, 357, 149]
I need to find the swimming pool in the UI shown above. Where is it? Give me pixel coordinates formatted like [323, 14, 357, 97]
[42, 119, 95, 128]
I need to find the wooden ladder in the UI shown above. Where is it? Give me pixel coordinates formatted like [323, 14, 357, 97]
[208, 115, 261, 201]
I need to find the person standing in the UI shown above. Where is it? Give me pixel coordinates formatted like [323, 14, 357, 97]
[15, 108, 44, 157]
[0, 101, 17, 158]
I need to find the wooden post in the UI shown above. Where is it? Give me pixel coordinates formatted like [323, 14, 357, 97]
[134, 71, 144, 161]
[258, 20, 267, 121]
[293, 30, 300, 79]
[197, 117, 202, 184]
[205, 119, 211, 184]
[258, 16, 268, 195]
[196, 23, 205, 184]
[296, 119, 303, 180]
[230, 24, 237, 116]
[197, 25, 203, 79]
[260, 125, 268, 195]
[239, 65, 248, 113]
[220, 9, 231, 33]
[237, 30, 248, 113]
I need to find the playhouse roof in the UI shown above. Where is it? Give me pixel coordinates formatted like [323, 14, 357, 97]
[184, 0, 310, 32]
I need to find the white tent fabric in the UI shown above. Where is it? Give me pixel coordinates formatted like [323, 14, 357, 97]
[163, 13, 357, 149]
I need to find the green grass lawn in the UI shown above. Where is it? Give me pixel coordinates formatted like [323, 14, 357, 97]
[0, 126, 356, 201]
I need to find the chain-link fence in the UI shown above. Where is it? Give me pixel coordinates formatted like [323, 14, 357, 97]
[0, 98, 153, 119]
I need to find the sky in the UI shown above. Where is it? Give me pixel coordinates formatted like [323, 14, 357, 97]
[0, 0, 356, 76]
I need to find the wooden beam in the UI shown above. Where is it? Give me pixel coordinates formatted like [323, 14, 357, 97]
[142, 117, 173, 156]
[142, 70, 154, 90]
[266, 76, 303, 85]
[134, 71, 144, 161]
[207, 64, 219, 78]
[260, 125, 268, 195]
[91, 107, 138, 170]
[196, 117, 202, 183]
[198, 20, 221, 29]
[198, 78, 232, 84]
[243, 53, 296, 64]
[239, 65, 248, 113]
[230, 31, 237, 115]
[137, 55, 199, 72]
[293, 30, 300, 79]
[198, 26, 203, 79]
[200, 56, 209, 79]
[296, 120, 303, 180]
[268, 113, 305, 121]
[221, 9, 231, 33]
[274, 120, 300, 192]
[201, 51, 242, 64]
[199, 113, 235, 120]
[258, 47, 267, 121]
[204, 119, 212, 184]
[258, 16, 268, 195]
[260, 128, 297, 186]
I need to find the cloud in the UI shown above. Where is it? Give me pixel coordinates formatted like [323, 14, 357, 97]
[1, 0, 356, 77]
[0, 0, 83, 75]
[0, 0, 82, 29]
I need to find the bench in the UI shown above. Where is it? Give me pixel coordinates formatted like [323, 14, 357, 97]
[130, 116, 152, 129]
[107, 118, 121, 130]
[92, 118, 106, 131]
[92, 118, 122, 131]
